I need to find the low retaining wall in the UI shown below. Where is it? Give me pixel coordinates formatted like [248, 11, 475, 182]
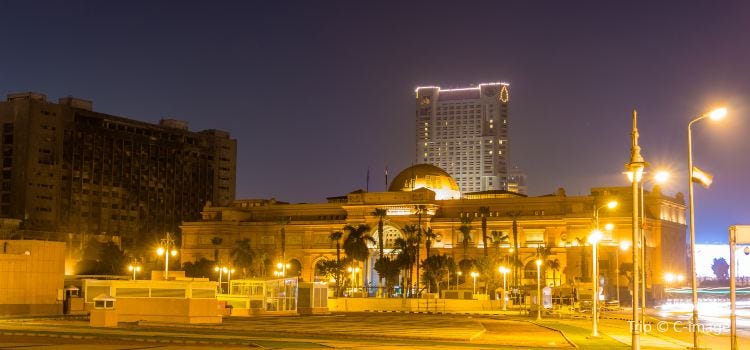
[328, 298, 507, 313]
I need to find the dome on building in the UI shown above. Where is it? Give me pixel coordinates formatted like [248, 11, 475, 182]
[388, 164, 461, 200]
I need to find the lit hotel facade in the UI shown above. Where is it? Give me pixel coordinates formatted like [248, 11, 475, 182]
[415, 83, 510, 193]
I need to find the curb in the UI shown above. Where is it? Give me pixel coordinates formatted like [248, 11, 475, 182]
[363, 310, 509, 316]
[0, 329, 259, 347]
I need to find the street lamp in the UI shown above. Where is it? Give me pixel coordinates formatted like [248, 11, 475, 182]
[536, 259, 543, 321]
[456, 271, 462, 289]
[156, 232, 178, 280]
[589, 229, 603, 338]
[215, 266, 225, 293]
[128, 264, 141, 280]
[687, 107, 726, 350]
[499, 266, 509, 311]
[470, 271, 479, 295]
[625, 110, 647, 350]
[636, 170, 670, 327]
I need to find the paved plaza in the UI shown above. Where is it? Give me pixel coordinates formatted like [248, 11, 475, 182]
[0, 313, 748, 349]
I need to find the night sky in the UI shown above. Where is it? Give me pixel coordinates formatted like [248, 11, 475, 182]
[2, 1, 748, 243]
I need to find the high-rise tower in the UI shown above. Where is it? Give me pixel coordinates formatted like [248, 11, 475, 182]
[415, 83, 509, 193]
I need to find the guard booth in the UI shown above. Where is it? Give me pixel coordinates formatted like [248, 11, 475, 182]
[90, 294, 117, 327]
[219, 278, 298, 316]
[298, 282, 329, 315]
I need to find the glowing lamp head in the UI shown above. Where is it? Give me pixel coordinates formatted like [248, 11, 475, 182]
[156, 247, 165, 256]
[606, 201, 618, 209]
[214, 266, 220, 272]
[588, 229, 603, 244]
[457, 271, 463, 276]
[347, 267, 353, 272]
[654, 171, 670, 184]
[170, 249, 178, 257]
[471, 271, 479, 277]
[354, 267, 360, 273]
[222, 267, 228, 273]
[664, 272, 675, 283]
[604, 223, 615, 231]
[708, 107, 727, 121]
[620, 241, 631, 251]
[676, 274, 685, 282]
[535, 259, 542, 267]
[128, 265, 134, 271]
[625, 168, 644, 183]
[277, 262, 283, 269]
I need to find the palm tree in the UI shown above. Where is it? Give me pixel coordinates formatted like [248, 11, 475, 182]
[211, 236, 223, 262]
[343, 224, 375, 293]
[458, 216, 473, 260]
[396, 224, 419, 297]
[423, 227, 436, 258]
[372, 208, 388, 295]
[478, 207, 491, 257]
[490, 230, 509, 257]
[415, 205, 426, 296]
[546, 259, 561, 286]
[508, 211, 521, 286]
[230, 238, 255, 277]
[329, 231, 344, 296]
[374, 256, 401, 297]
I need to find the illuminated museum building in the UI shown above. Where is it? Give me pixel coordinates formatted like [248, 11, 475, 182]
[415, 83, 513, 193]
[0, 92, 236, 249]
[182, 164, 687, 298]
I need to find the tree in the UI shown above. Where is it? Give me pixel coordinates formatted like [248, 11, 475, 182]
[372, 208, 388, 295]
[712, 257, 729, 280]
[374, 256, 401, 297]
[211, 236, 223, 262]
[99, 241, 127, 275]
[490, 230, 509, 257]
[478, 207, 491, 257]
[423, 227, 436, 259]
[183, 258, 215, 278]
[343, 224, 375, 292]
[230, 238, 255, 277]
[422, 254, 454, 295]
[316, 258, 345, 281]
[546, 259, 561, 286]
[415, 205, 427, 296]
[458, 216, 473, 260]
[329, 231, 344, 296]
[508, 211, 521, 287]
[396, 224, 419, 297]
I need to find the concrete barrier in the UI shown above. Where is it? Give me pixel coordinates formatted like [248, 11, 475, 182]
[328, 298, 505, 313]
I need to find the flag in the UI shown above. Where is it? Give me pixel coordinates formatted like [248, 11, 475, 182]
[691, 166, 714, 188]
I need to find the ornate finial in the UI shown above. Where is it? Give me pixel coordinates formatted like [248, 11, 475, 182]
[630, 109, 645, 164]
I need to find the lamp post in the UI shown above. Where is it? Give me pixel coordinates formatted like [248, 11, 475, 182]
[625, 110, 646, 350]
[589, 229, 603, 338]
[471, 271, 479, 295]
[637, 170, 670, 328]
[156, 232, 178, 280]
[536, 259, 542, 321]
[215, 266, 224, 293]
[499, 266, 509, 311]
[128, 263, 141, 280]
[456, 271, 462, 289]
[687, 107, 726, 350]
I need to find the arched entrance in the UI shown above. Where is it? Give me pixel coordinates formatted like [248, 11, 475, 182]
[367, 225, 404, 296]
